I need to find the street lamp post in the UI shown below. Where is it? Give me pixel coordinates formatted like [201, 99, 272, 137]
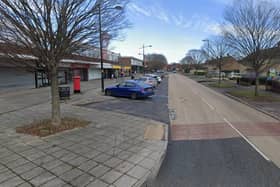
[139, 44, 152, 73]
[202, 39, 210, 61]
[98, 3, 122, 92]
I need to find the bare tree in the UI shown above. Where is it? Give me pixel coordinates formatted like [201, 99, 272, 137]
[222, 0, 280, 96]
[0, 0, 129, 125]
[186, 49, 207, 67]
[180, 55, 194, 65]
[146, 53, 168, 71]
[180, 55, 194, 73]
[202, 36, 232, 85]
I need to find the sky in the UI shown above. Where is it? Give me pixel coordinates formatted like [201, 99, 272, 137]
[110, 0, 230, 63]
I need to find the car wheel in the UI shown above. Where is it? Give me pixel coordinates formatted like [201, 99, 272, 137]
[131, 93, 137, 99]
[105, 90, 112, 96]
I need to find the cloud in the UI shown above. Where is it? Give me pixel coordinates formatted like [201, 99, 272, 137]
[156, 9, 170, 23]
[128, 2, 170, 24]
[213, 0, 280, 5]
[128, 2, 221, 35]
[128, 3, 151, 17]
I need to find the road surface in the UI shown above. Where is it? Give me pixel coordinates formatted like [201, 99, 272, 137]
[153, 73, 280, 187]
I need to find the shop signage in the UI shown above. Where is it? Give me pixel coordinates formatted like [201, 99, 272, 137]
[131, 59, 143, 66]
[71, 63, 90, 69]
[113, 65, 121, 69]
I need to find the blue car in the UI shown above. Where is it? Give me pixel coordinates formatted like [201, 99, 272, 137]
[105, 80, 154, 99]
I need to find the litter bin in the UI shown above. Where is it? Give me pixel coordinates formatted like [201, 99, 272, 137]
[73, 76, 81, 93]
[59, 86, 70, 100]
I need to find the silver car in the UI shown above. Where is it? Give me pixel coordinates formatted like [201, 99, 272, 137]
[145, 74, 162, 84]
[136, 76, 158, 88]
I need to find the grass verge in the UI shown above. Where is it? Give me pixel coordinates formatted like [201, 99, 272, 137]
[16, 117, 90, 137]
[208, 81, 236, 88]
[228, 90, 280, 102]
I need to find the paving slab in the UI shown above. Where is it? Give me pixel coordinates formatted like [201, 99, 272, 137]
[0, 84, 168, 187]
[114, 174, 137, 187]
[87, 179, 109, 187]
[70, 173, 95, 187]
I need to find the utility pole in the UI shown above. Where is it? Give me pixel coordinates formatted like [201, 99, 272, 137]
[202, 39, 210, 61]
[98, 4, 104, 92]
[97, 2, 122, 92]
[139, 44, 152, 73]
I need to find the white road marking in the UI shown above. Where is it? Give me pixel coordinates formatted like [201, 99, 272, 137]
[223, 118, 271, 162]
[191, 89, 215, 110]
[201, 98, 215, 110]
[186, 76, 271, 162]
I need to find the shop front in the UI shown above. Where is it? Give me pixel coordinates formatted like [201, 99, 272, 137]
[131, 58, 143, 73]
[57, 63, 72, 85]
[71, 63, 90, 81]
[88, 65, 101, 80]
[113, 65, 121, 78]
[123, 66, 131, 76]
[95, 63, 112, 79]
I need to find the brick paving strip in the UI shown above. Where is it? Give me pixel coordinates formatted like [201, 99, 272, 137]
[0, 102, 167, 187]
[171, 122, 280, 141]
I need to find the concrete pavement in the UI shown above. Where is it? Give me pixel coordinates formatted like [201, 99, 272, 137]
[153, 74, 280, 187]
[0, 79, 168, 187]
[0, 79, 117, 115]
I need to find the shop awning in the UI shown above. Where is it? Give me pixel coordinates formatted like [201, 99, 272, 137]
[124, 66, 131, 70]
[113, 65, 121, 69]
[96, 63, 112, 69]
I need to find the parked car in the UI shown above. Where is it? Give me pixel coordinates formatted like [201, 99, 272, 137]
[156, 71, 166, 78]
[105, 80, 154, 99]
[145, 74, 162, 84]
[228, 72, 242, 80]
[136, 76, 158, 88]
[207, 71, 226, 78]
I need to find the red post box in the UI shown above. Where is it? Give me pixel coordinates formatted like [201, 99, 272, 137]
[73, 76, 81, 93]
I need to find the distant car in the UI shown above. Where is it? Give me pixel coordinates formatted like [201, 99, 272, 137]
[173, 70, 177, 73]
[105, 80, 154, 99]
[145, 74, 162, 84]
[136, 76, 158, 88]
[207, 71, 226, 78]
[228, 72, 241, 80]
[156, 71, 166, 78]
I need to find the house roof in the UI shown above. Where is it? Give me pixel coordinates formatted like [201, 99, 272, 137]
[204, 56, 247, 71]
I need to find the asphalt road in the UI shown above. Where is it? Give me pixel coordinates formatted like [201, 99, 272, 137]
[85, 78, 169, 124]
[151, 74, 280, 187]
[85, 74, 280, 187]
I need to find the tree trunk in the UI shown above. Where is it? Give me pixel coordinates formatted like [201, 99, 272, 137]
[255, 72, 259, 96]
[218, 62, 222, 85]
[50, 65, 61, 126]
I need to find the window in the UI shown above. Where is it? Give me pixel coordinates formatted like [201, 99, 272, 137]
[125, 82, 136, 88]
[118, 82, 126, 87]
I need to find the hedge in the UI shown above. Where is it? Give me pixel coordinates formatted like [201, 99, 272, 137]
[238, 77, 267, 86]
[194, 71, 207, 76]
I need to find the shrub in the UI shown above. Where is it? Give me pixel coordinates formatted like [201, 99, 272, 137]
[194, 71, 207, 76]
[239, 76, 267, 86]
[239, 77, 253, 86]
[272, 80, 280, 93]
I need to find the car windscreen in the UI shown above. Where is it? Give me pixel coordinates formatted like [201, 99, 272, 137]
[136, 82, 151, 87]
[139, 78, 147, 81]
